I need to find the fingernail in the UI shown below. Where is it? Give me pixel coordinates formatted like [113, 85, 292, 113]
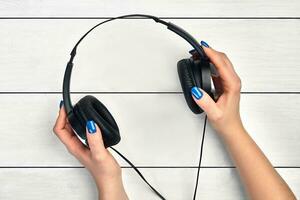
[191, 87, 203, 100]
[200, 40, 209, 48]
[87, 120, 97, 134]
[59, 100, 64, 108]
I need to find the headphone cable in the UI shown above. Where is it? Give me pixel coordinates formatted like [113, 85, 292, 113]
[110, 146, 166, 200]
[110, 114, 207, 200]
[193, 114, 208, 200]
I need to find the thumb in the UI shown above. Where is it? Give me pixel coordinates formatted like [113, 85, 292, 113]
[86, 120, 107, 156]
[191, 86, 221, 119]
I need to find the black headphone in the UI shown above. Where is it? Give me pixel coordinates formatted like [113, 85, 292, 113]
[62, 14, 215, 200]
[62, 14, 215, 148]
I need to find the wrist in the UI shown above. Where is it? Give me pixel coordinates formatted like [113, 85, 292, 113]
[96, 174, 127, 200]
[219, 120, 245, 139]
[213, 116, 245, 137]
[95, 173, 123, 190]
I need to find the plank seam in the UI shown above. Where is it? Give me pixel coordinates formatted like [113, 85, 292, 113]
[0, 166, 299, 169]
[0, 92, 299, 94]
[0, 17, 300, 20]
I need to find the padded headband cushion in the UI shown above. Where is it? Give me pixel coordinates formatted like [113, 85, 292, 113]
[177, 59, 204, 114]
[74, 95, 120, 147]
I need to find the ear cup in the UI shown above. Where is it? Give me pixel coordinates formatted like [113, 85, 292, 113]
[177, 59, 203, 114]
[199, 60, 213, 97]
[72, 95, 120, 148]
[191, 59, 202, 88]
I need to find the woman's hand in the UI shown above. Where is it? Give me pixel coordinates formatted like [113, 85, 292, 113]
[191, 41, 243, 136]
[191, 41, 296, 199]
[53, 104, 128, 200]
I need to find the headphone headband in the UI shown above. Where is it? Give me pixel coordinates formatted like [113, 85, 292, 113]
[63, 14, 207, 115]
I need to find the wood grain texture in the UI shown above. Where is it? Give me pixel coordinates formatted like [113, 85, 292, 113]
[0, 94, 299, 167]
[0, 0, 299, 17]
[0, 168, 298, 199]
[0, 20, 300, 92]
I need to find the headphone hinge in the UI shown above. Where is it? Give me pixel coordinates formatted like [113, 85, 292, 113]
[70, 48, 77, 58]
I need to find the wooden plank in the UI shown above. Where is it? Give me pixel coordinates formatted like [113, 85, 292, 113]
[0, 1, 299, 17]
[0, 19, 300, 92]
[0, 168, 298, 199]
[0, 94, 299, 167]
[203, 94, 300, 167]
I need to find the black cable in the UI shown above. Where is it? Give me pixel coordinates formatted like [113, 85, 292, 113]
[109, 115, 207, 200]
[110, 146, 166, 200]
[193, 115, 208, 200]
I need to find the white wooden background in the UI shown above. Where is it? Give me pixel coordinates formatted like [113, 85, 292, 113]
[0, 1, 299, 199]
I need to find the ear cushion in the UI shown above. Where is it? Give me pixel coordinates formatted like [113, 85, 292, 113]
[73, 95, 120, 148]
[177, 59, 203, 114]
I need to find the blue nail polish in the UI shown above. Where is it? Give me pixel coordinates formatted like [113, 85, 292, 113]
[191, 87, 203, 100]
[200, 40, 209, 48]
[87, 120, 97, 134]
[59, 100, 64, 108]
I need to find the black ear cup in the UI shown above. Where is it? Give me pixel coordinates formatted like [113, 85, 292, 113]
[177, 58, 212, 114]
[70, 95, 120, 148]
[177, 59, 203, 114]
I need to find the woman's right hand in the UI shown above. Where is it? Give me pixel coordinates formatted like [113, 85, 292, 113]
[191, 41, 296, 199]
[191, 41, 243, 136]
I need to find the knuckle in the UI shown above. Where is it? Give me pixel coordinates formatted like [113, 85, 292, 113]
[92, 153, 104, 162]
[200, 102, 209, 111]
[232, 77, 242, 93]
[237, 77, 242, 88]
[211, 110, 224, 123]
[219, 52, 227, 58]
[92, 151, 108, 163]
[67, 146, 77, 156]
[53, 126, 58, 134]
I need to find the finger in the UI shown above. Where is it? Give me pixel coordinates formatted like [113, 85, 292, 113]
[54, 101, 67, 130]
[53, 101, 74, 143]
[86, 120, 107, 157]
[53, 101, 88, 157]
[201, 41, 242, 94]
[191, 86, 222, 120]
[53, 105, 71, 144]
[212, 76, 223, 97]
[200, 41, 232, 82]
[53, 104, 76, 143]
[55, 126, 88, 160]
[65, 122, 73, 133]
